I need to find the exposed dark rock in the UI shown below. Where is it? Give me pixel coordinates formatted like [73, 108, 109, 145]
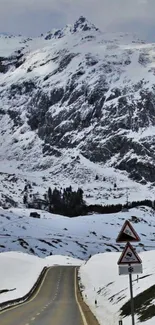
[58, 53, 78, 72]
[73, 16, 99, 32]
[7, 110, 22, 127]
[1, 20, 155, 186]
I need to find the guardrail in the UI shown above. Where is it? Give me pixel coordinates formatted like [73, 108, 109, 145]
[0, 267, 47, 311]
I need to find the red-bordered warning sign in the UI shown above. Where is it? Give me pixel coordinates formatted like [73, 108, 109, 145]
[116, 220, 140, 243]
[117, 242, 142, 265]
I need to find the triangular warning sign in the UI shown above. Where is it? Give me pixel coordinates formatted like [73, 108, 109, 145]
[116, 220, 140, 243]
[117, 242, 142, 265]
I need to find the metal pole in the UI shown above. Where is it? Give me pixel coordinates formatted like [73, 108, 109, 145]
[129, 271, 135, 325]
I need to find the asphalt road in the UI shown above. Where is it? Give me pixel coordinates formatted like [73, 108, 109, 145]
[0, 266, 85, 325]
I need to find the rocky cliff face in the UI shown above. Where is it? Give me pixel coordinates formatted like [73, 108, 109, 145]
[1, 16, 155, 201]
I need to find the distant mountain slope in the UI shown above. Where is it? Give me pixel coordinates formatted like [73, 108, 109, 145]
[1, 16, 155, 206]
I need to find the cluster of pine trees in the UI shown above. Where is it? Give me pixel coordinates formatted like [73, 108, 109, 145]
[23, 185, 86, 217]
[46, 186, 85, 216]
[23, 182, 155, 217]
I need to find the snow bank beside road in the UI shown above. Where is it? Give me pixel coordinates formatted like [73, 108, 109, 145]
[79, 251, 155, 325]
[0, 252, 44, 304]
[45, 255, 83, 266]
[0, 252, 83, 304]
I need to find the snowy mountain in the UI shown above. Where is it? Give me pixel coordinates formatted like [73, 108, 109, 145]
[0, 206, 155, 259]
[1, 16, 155, 206]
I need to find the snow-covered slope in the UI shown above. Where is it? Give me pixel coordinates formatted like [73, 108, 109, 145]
[1, 16, 155, 207]
[0, 252, 44, 303]
[1, 153, 155, 209]
[0, 206, 154, 258]
[0, 251, 82, 304]
[79, 251, 155, 325]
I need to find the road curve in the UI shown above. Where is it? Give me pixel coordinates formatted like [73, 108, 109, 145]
[0, 266, 86, 325]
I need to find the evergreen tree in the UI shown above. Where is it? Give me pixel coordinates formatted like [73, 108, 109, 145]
[48, 187, 52, 203]
[23, 193, 27, 205]
[77, 188, 84, 205]
[52, 188, 61, 208]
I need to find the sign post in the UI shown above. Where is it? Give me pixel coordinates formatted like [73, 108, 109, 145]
[116, 219, 143, 325]
[129, 271, 135, 325]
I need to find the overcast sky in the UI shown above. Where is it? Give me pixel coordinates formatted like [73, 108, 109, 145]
[1, 0, 155, 41]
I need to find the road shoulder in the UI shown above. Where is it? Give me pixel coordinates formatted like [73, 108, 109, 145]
[75, 268, 100, 325]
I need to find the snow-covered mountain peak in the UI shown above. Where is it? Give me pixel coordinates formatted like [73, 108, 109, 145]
[1, 17, 155, 207]
[72, 16, 99, 33]
[44, 16, 100, 40]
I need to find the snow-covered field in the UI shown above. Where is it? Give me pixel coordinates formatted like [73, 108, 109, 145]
[0, 206, 155, 259]
[0, 251, 82, 304]
[79, 251, 155, 325]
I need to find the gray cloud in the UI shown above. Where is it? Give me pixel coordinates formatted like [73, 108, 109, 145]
[0, 0, 155, 40]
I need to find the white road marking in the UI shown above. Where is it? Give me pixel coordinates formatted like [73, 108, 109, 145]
[41, 307, 46, 311]
[0, 266, 64, 325]
[74, 268, 88, 325]
[1, 267, 63, 325]
[0, 268, 50, 315]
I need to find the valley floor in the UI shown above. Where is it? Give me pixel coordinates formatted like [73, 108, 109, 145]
[0, 206, 155, 259]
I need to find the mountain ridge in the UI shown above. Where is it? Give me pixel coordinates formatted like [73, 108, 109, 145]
[0, 16, 155, 207]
